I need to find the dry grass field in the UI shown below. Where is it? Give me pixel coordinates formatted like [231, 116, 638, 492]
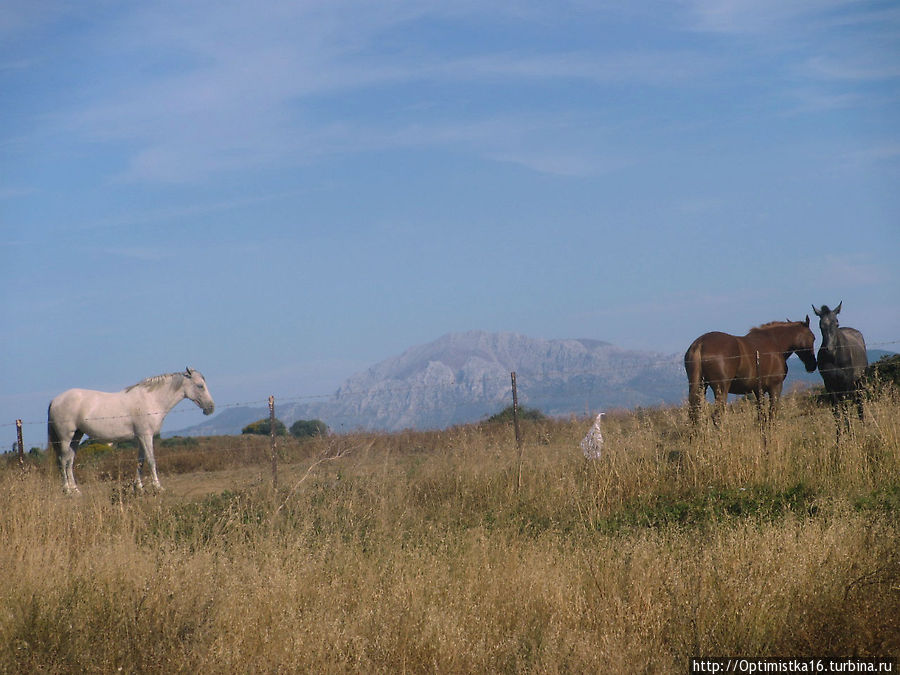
[1, 391, 898, 673]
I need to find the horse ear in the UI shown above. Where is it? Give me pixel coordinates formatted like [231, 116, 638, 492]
[812, 304, 821, 317]
[184, 367, 193, 377]
[834, 301, 842, 315]
[805, 315, 810, 326]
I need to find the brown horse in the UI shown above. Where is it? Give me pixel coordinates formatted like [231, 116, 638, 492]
[685, 318, 818, 425]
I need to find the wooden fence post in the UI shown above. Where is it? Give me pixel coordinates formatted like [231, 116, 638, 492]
[512, 372, 524, 492]
[268, 396, 278, 490]
[16, 419, 24, 468]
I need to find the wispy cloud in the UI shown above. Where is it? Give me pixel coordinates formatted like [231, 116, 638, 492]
[804, 55, 900, 83]
[684, 0, 860, 35]
[8, 0, 899, 187]
[486, 150, 617, 177]
[805, 254, 893, 288]
[31, 2, 722, 183]
[98, 246, 170, 263]
[0, 0, 75, 38]
[682, 0, 900, 122]
[433, 49, 718, 86]
[674, 196, 726, 216]
[844, 141, 900, 164]
[0, 186, 35, 199]
[779, 87, 866, 115]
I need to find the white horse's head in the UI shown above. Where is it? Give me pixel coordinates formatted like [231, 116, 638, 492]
[183, 367, 215, 415]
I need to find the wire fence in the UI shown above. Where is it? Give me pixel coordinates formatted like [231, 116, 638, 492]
[4, 339, 898, 439]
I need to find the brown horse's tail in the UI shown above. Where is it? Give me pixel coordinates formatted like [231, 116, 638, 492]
[684, 339, 705, 424]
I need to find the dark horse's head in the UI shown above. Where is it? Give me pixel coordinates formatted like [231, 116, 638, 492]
[812, 302, 841, 351]
[793, 315, 818, 372]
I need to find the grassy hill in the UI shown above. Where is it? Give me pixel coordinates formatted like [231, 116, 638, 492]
[3, 388, 898, 671]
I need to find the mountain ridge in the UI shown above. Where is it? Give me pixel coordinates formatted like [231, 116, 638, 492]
[170, 330, 681, 435]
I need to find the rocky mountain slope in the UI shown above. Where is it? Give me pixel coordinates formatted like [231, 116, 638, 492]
[174, 331, 686, 435]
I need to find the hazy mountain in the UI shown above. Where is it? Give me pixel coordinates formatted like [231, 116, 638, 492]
[171, 331, 886, 436]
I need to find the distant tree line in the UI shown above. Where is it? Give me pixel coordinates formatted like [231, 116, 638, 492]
[242, 418, 329, 439]
[866, 354, 900, 388]
[485, 405, 546, 424]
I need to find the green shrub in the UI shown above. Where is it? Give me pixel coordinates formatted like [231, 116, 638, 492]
[485, 405, 546, 424]
[289, 419, 329, 438]
[160, 436, 199, 449]
[866, 354, 900, 388]
[242, 418, 287, 436]
[77, 441, 115, 461]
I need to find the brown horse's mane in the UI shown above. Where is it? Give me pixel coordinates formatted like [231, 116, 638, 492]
[751, 320, 802, 332]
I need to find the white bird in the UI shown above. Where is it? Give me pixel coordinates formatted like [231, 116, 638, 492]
[580, 412, 604, 460]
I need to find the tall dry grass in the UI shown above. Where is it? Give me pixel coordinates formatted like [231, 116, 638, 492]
[1, 391, 898, 673]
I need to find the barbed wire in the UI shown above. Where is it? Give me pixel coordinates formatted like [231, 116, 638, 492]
[2, 394, 335, 429]
[3, 339, 897, 433]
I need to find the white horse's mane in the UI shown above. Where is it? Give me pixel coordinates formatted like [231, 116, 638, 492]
[124, 372, 183, 393]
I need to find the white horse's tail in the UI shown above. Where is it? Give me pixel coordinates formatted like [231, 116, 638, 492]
[47, 404, 63, 466]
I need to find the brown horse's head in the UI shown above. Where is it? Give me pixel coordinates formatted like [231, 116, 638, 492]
[793, 315, 818, 372]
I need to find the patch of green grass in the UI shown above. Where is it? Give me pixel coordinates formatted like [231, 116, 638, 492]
[137, 489, 270, 549]
[159, 435, 199, 449]
[76, 441, 116, 462]
[853, 484, 900, 515]
[597, 482, 818, 533]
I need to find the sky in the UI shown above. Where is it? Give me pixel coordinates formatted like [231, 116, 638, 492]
[2, 0, 899, 446]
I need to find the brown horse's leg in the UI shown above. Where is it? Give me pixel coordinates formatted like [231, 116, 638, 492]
[685, 343, 704, 425]
[711, 385, 727, 427]
[840, 393, 853, 433]
[854, 386, 865, 421]
[689, 390, 698, 425]
[753, 389, 764, 426]
[767, 383, 782, 423]
[829, 391, 849, 441]
[689, 381, 705, 425]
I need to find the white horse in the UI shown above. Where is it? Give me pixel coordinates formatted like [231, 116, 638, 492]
[48, 368, 215, 493]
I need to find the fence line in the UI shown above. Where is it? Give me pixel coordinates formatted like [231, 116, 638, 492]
[1, 393, 334, 429]
[4, 339, 898, 432]
[5, 378, 892, 434]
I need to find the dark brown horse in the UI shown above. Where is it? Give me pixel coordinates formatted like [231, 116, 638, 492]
[685, 318, 818, 424]
[813, 302, 868, 425]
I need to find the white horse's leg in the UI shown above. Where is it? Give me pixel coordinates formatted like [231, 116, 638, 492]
[68, 431, 84, 493]
[135, 438, 146, 491]
[55, 431, 82, 494]
[138, 433, 163, 490]
[51, 428, 69, 492]
[58, 444, 75, 493]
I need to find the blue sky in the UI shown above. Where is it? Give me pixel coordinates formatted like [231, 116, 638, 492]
[2, 1, 899, 444]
